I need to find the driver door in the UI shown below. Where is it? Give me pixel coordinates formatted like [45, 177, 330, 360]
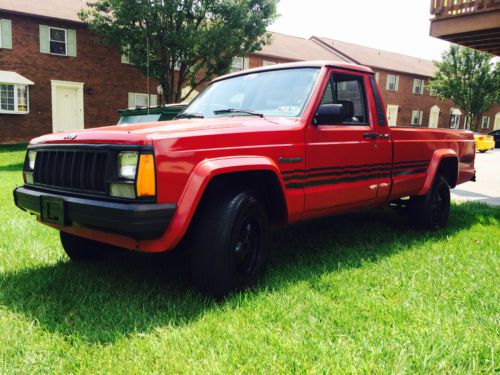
[304, 69, 392, 212]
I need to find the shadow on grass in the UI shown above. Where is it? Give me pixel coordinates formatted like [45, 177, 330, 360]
[0, 202, 498, 344]
[0, 162, 24, 171]
[0, 144, 27, 153]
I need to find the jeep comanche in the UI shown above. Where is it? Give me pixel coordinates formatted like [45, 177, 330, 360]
[14, 61, 476, 297]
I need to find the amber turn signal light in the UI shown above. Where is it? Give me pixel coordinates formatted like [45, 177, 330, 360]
[136, 154, 156, 197]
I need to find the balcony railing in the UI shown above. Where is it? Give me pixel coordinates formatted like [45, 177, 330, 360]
[431, 0, 500, 18]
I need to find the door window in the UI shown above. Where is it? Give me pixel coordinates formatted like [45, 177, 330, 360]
[318, 73, 368, 125]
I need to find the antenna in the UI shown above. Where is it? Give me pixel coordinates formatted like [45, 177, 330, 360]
[146, 33, 150, 115]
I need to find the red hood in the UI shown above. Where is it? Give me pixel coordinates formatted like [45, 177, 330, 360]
[30, 117, 300, 146]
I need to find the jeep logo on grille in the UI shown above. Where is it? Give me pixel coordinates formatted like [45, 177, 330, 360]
[63, 134, 77, 140]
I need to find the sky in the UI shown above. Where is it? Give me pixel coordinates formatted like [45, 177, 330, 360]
[268, 0, 452, 61]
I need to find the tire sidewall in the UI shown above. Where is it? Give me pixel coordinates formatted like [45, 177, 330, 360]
[424, 176, 450, 230]
[190, 190, 270, 297]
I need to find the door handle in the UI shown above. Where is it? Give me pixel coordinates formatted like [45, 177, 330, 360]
[362, 132, 378, 139]
[363, 133, 390, 140]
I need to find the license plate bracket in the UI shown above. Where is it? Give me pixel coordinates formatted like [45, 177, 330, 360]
[41, 196, 66, 226]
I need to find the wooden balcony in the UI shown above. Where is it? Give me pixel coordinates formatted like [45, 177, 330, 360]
[430, 0, 500, 55]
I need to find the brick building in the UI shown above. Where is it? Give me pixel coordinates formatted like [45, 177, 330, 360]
[1, 2, 499, 144]
[244, 32, 500, 133]
[310, 36, 500, 132]
[0, 0, 158, 144]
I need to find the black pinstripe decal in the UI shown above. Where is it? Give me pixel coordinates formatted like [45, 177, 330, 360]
[283, 160, 429, 189]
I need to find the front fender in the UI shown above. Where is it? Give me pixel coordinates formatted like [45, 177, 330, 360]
[417, 149, 458, 196]
[140, 156, 287, 252]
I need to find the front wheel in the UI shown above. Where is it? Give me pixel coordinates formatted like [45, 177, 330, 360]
[60, 232, 112, 261]
[409, 176, 450, 230]
[190, 190, 270, 298]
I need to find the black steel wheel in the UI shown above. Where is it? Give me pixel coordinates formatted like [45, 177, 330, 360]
[190, 190, 270, 298]
[409, 176, 450, 230]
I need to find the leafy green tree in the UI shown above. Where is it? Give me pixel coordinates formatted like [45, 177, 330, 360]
[430, 45, 500, 131]
[80, 0, 278, 103]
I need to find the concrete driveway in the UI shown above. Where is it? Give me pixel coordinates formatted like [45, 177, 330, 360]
[451, 148, 500, 206]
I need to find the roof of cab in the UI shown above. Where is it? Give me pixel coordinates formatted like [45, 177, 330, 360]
[213, 60, 374, 83]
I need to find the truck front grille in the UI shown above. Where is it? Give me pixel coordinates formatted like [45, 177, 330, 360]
[33, 149, 110, 194]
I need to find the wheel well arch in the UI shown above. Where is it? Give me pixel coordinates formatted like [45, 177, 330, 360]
[199, 170, 288, 224]
[437, 157, 458, 188]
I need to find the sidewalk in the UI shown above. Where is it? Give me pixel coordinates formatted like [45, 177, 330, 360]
[451, 148, 500, 206]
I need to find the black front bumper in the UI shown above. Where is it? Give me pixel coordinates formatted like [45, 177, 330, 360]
[13, 187, 175, 240]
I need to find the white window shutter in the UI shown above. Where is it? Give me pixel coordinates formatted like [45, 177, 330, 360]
[67, 29, 77, 57]
[412, 79, 418, 94]
[128, 93, 135, 108]
[243, 57, 250, 70]
[419, 111, 423, 125]
[395, 76, 400, 91]
[39, 25, 49, 53]
[0, 19, 12, 49]
[150, 95, 158, 107]
[375, 72, 379, 82]
[386, 76, 391, 91]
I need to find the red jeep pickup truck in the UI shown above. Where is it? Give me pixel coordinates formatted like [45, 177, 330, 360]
[14, 61, 476, 297]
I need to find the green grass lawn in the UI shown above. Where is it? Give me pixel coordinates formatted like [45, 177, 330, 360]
[0, 145, 498, 373]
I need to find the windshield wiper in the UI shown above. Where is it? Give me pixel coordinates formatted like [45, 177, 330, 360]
[176, 112, 205, 119]
[213, 108, 264, 118]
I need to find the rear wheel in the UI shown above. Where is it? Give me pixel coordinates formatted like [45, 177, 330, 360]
[479, 150, 487, 153]
[409, 176, 450, 230]
[190, 190, 270, 298]
[60, 232, 112, 261]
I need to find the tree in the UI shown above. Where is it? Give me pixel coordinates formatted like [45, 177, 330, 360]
[79, 0, 278, 103]
[429, 45, 500, 131]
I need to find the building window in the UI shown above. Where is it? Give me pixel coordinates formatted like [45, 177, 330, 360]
[263, 60, 276, 66]
[481, 116, 490, 129]
[429, 86, 437, 96]
[232, 57, 243, 71]
[412, 79, 425, 95]
[0, 19, 13, 49]
[134, 93, 149, 107]
[128, 92, 158, 108]
[49, 27, 67, 55]
[231, 57, 249, 72]
[121, 44, 132, 64]
[40, 25, 77, 57]
[386, 74, 399, 92]
[411, 110, 424, 126]
[0, 83, 29, 114]
[450, 114, 461, 129]
[375, 72, 380, 82]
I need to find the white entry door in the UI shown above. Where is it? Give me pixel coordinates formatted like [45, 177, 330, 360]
[386, 105, 398, 126]
[51, 80, 84, 133]
[429, 105, 440, 128]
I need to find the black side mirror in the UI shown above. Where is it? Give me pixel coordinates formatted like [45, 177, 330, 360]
[313, 104, 345, 125]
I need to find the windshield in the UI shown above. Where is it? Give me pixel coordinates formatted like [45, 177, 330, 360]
[183, 68, 320, 118]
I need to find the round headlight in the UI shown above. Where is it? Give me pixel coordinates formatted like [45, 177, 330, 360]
[118, 151, 139, 179]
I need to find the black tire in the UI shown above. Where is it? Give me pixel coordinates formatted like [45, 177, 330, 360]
[409, 176, 450, 230]
[479, 150, 487, 153]
[60, 232, 112, 261]
[190, 190, 270, 298]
